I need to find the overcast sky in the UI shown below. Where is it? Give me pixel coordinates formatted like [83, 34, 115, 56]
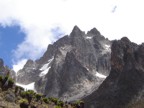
[0, 0, 144, 72]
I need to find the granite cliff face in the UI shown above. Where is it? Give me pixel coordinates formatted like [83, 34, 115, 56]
[17, 26, 111, 101]
[84, 37, 144, 108]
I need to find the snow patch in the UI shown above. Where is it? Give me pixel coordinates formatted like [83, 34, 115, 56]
[40, 57, 54, 71]
[16, 82, 35, 91]
[40, 63, 49, 71]
[39, 67, 51, 77]
[48, 57, 54, 62]
[101, 44, 111, 54]
[96, 72, 107, 78]
[85, 36, 93, 39]
[105, 44, 110, 50]
[39, 57, 54, 77]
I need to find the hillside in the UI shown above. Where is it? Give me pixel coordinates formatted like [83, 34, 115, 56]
[0, 74, 84, 108]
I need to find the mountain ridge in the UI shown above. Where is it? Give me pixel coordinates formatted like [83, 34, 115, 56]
[17, 26, 111, 101]
[84, 37, 144, 108]
[1, 25, 144, 108]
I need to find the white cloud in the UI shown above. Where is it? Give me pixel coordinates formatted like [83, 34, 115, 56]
[12, 59, 27, 73]
[0, 0, 144, 71]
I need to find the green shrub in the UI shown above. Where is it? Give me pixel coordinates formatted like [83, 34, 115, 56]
[17, 86, 25, 95]
[0, 75, 3, 82]
[20, 90, 35, 104]
[1, 76, 15, 90]
[19, 86, 24, 91]
[50, 97, 59, 105]
[19, 98, 28, 103]
[19, 99, 29, 108]
[2, 76, 9, 86]
[25, 90, 35, 104]
[55, 106, 62, 108]
[0, 75, 3, 88]
[15, 86, 20, 94]
[20, 91, 27, 98]
[8, 78, 14, 88]
[75, 100, 84, 104]
[43, 97, 49, 104]
[4, 75, 9, 81]
[27, 90, 35, 94]
[35, 93, 42, 101]
[73, 100, 84, 108]
[57, 100, 64, 107]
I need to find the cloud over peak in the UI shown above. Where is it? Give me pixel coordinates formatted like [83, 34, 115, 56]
[0, 0, 143, 72]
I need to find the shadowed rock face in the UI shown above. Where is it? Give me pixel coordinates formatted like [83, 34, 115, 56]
[0, 58, 5, 75]
[0, 58, 16, 79]
[84, 37, 144, 108]
[17, 26, 111, 100]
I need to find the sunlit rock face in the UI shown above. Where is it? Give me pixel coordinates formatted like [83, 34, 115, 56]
[84, 37, 144, 108]
[17, 26, 111, 101]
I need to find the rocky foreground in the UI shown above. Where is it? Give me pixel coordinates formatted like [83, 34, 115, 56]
[0, 75, 84, 108]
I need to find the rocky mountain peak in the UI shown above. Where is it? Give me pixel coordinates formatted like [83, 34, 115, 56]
[24, 59, 34, 68]
[70, 25, 85, 37]
[84, 37, 144, 108]
[17, 26, 111, 101]
[87, 27, 100, 35]
[72, 25, 81, 33]
[111, 37, 138, 73]
[121, 36, 130, 42]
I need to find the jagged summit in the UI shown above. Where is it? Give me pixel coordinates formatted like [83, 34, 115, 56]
[121, 36, 130, 42]
[17, 26, 111, 101]
[23, 59, 35, 68]
[72, 25, 81, 31]
[87, 27, 100, 35]
[70, 25, 85, 37]
[15, 26, 144, 108]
